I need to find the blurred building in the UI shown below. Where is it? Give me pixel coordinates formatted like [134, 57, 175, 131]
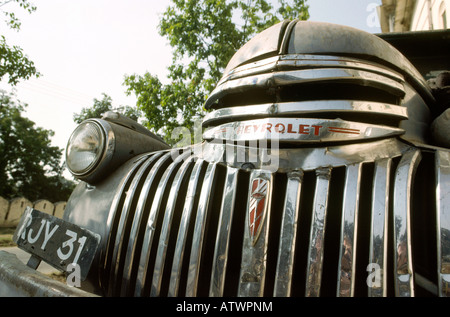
[378, 0, 449, 32]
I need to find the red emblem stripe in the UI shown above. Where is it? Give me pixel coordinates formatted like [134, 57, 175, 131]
[248, 178, 268, 245]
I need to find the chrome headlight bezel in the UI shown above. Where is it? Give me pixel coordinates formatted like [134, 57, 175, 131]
[65, 113, 171, 184]
[65, 119, 115, 182]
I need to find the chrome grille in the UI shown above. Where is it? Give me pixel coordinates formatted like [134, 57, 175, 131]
[99, 144, 439, 297]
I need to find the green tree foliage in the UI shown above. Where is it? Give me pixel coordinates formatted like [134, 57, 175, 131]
[0, 0, 40, 85]
[0, 91, 75, 202]
[73, 92, 141, 124]
[123, 0, 309, 144]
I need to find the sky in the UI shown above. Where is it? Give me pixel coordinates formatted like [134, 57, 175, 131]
[0, 0, 382, 153]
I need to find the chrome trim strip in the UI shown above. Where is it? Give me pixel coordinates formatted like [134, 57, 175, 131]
[151, 157, 194, 296]
[305, 167, 332, 297]
[278, 20, 299, 55]
[273, 170, 303, 296]
[207, 68, 405, 109]
[185, 162, 218, 297]
[119, 151, 169, 295]
[134, 151, 191, 296]
[238, 170, 273, 297]
[168, 159, 206, 296]
[203, 117, 405, 144]
[216, 54, 404, 93]
[202, 137, 410, 173]
[209, 167, 239, 297]
[368, 158, 392, 297]
[218, 55, 280, 86]
[202, 101, 408, 128]
[393, 149, 421, 297]
[337, 163, 362, 297]
[436, 150, 450, 297]
[278, 54, 404, 82]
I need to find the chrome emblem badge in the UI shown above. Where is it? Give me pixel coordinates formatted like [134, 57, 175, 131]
[248, 177, 269, 246]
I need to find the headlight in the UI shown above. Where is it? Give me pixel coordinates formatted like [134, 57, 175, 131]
[66, 121, 106, 176]
[65, 114, 170, 184]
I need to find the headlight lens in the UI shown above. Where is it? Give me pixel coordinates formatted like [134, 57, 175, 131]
[66, 121, 105, 175]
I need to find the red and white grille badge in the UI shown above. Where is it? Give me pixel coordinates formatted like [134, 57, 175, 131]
[248, 177, 269, 246]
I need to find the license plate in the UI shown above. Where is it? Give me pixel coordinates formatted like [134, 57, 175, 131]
[13, 207, 101, 281]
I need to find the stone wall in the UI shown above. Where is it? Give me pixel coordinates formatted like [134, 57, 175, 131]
[0, 196, 66, 228]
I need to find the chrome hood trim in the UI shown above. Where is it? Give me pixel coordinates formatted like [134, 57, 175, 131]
[202, 53, 431, 146]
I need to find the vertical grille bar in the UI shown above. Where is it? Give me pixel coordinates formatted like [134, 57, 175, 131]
[185, 163, 218, 297]
[393, 149, 421, 297]
[150, 157, 194, 296]
[102, 154, 151, 292]
[120, 152, 171, 295]
[273, 170, 303, 297]
[108, 153, 163, 295]
[134, 151, 191, 296]
[168, 159, 206, 296]
[238, 170, 273, 297]
[368, 158, 392, 297]
[436, 150, 450, 297]
[337, 163, 362, 297]
[209, 167, 239, 297]
[305, 167, 332, 297]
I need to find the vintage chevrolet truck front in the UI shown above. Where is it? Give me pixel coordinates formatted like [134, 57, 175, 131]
[1, 20, 449, 297]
